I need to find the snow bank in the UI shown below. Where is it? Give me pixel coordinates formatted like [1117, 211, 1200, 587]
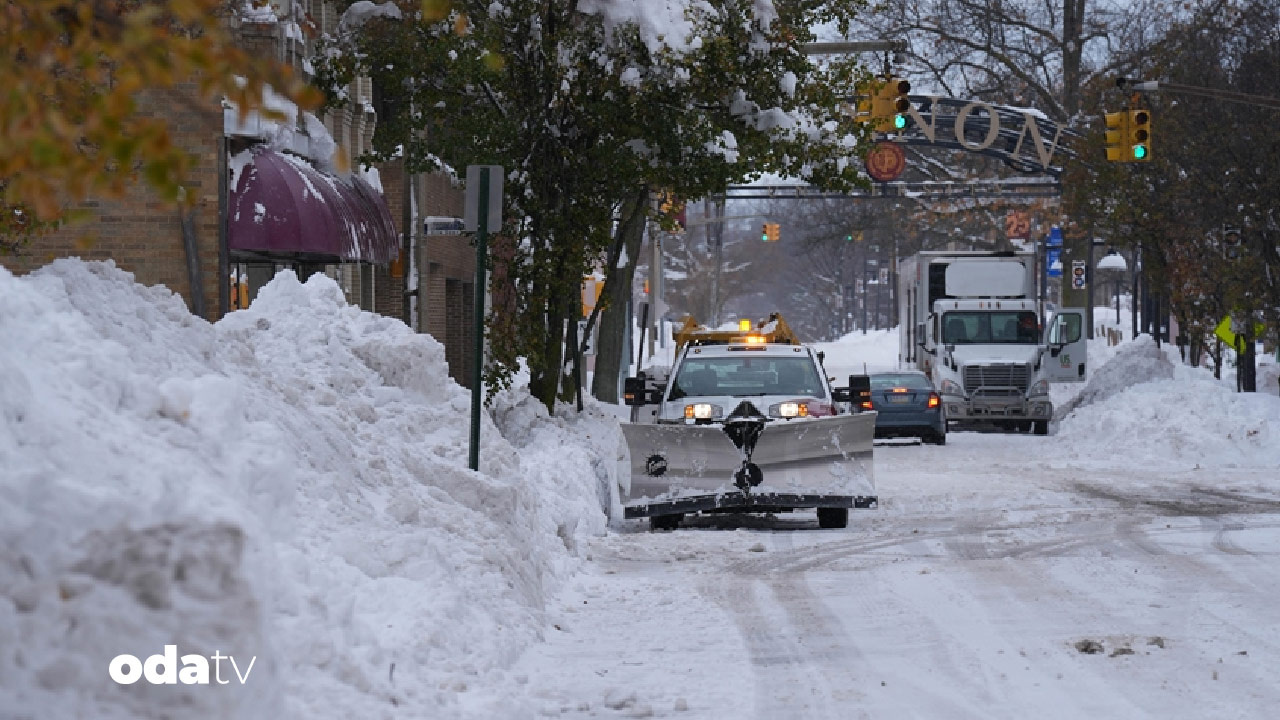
[811, 328, 902, 376]
[1056, 336, 1280, 470]
[0, 260, 619, 718]
[1054, 336, 1175, 418]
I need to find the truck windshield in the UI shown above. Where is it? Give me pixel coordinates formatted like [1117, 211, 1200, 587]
[942, 311, 1039, 345]
[669, 356, 826, 400]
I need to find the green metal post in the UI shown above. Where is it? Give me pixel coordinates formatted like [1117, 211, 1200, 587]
[468, 169, 490, 471]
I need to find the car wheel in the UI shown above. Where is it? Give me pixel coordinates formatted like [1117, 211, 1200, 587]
[1033, 420, 1049, 435]
[650, 514, 682, 531]
[929, 431, 947, 446]
[817, 507, 848, 529]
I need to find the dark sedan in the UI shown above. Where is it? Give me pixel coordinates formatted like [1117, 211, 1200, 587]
[863, 371, 947, 445]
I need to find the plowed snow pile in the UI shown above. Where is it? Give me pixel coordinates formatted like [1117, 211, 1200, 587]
[0, 260, 619, 719]
[1055, 336, 1280, 469]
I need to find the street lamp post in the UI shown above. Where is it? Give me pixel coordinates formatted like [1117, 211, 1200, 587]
[1097, 250, 1128, 332]
[1086, 237, 1106, 339]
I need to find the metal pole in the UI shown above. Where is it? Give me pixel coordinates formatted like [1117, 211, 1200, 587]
[402, 161, 414, 326]
[861, 251, 868, 334]
[650, 231, 660, 357]
[1131, 246, 1140, 340]
[1086, 238, 1096, 340]
[1039, 231, 1047, 327]
[710, 197, 723, 326]
[467, 168, 490, 472]
[217, 136, 230, 319]
[1115, 275, 1121, 326]
[803, 40, 908, 55]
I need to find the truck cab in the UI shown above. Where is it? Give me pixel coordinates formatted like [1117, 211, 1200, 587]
[930, 298, 1053, 433]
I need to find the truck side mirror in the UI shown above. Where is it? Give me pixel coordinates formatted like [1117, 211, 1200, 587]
[623, 376, 647, 406]
[849, 374, 872, 409]
[831, 387, 852, 403]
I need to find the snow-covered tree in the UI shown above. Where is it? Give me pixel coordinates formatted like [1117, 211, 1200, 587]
[315, 0, 875, 410]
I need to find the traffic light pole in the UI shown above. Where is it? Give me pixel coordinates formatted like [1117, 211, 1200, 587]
[1119, 78, 1280, 110]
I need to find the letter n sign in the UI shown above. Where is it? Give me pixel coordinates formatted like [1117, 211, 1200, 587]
[464, 165, 503, 232]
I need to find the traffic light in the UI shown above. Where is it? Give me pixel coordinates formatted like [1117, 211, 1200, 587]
[761, 223, 769, 242]
[868, 76, 910, 133]
[1103, 111, 1129, 162]
[890, 77, 911, 130]
[762, 223, 780, 242]
[1128, 109, 1151, 161]
[851, 79, 875, 124]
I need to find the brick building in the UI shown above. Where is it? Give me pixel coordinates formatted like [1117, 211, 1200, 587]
[1, 1, 478, 386]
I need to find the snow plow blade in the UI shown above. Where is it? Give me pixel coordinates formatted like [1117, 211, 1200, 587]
[620, 413, 877, 518]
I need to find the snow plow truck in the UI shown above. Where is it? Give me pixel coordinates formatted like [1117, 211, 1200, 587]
[620, 314, 877, 530]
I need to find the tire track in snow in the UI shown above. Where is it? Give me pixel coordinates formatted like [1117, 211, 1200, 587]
[698, 568, 843, 719]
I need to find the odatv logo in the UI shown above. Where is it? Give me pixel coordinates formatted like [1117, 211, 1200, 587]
[109, 645, 257, 685]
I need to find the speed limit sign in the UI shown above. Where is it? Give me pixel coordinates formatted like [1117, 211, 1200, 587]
[1071, 260, 1087, 290]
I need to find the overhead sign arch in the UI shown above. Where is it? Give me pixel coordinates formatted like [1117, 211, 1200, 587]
[890, 96, 1082, 177]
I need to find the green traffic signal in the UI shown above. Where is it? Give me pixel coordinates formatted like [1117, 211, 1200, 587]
[1133, 145, 1147, 159]
[894, 114, 907, 129]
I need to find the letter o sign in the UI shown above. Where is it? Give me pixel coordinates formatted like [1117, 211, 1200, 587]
[109, 654, 143, 685]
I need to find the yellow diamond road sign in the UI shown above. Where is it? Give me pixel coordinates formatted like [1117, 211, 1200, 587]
[1214, 316, 1264, 350]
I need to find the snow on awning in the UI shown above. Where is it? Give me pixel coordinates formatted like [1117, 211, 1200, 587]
[228, 146, 399, 264]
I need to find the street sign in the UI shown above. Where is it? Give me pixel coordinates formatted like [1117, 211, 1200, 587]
[1048, 226, 1064, 248]
[1070, 260, 1086, 290]
[865, 141, 906, 182]
[464, 165, 503, 232]
[1047, 248, 1062, 277]
[1214, 315, 1265, 350]
[1005, 211, 1030, 240]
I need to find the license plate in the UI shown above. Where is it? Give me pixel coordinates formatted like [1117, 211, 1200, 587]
[887, 395, 911, 404]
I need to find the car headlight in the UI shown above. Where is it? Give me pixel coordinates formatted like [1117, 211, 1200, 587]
[683, 403, 721, 420]
[1029, 379, 1049, 396]
[940, 379, 964, 397]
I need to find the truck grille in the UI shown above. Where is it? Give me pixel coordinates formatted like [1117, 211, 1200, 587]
[963, 364, 1030, 393]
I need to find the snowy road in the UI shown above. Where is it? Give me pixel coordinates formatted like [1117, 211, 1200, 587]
[511, 431, 1280, 719]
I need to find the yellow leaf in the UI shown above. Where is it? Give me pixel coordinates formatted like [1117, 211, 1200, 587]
[422, 0, 451, 21]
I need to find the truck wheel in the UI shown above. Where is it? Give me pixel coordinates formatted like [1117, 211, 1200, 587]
[1033, 420, 1049, 435]
[650, 514, 682, 531]
[817, 508, 848, 529]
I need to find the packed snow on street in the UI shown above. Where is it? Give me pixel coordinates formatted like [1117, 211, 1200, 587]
[3, 260, 1279, 719]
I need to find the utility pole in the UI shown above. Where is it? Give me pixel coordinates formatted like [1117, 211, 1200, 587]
[861, 248, 868, 334]
[708, 197, 725, 326]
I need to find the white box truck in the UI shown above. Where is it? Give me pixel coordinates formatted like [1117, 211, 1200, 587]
[897, 251, 1086, 434]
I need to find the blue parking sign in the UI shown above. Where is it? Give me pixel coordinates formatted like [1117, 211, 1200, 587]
[1047, 248, 1062, 277]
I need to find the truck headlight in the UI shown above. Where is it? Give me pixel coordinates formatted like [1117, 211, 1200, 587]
[684, 403, 720, 420]
[769, 401, 808, 418]
[1029, 379, 1049, 396]
[940, 379, 964, 397]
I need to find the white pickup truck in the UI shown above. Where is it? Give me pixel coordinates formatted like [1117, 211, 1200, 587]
[620, 317, 876, 530]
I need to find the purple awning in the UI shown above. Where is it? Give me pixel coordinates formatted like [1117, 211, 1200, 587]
[228, 147, 399, 264]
